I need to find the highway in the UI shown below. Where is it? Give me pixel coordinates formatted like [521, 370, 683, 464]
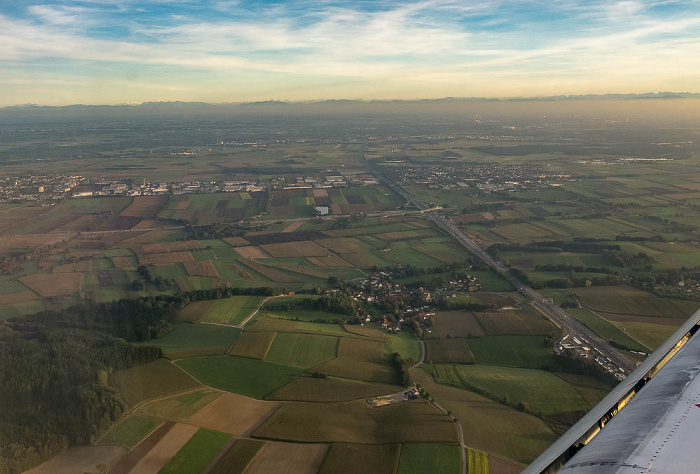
[365, 156, 636, 377]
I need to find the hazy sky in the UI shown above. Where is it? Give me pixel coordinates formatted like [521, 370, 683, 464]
[1, 0, 699, 106]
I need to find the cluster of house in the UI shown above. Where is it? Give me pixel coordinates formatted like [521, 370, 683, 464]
[0, 174, 85, 203]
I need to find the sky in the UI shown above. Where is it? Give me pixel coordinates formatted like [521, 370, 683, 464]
[0, 0, 699, 106]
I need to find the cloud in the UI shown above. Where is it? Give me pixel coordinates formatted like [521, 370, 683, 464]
[0, 0, 698, 104]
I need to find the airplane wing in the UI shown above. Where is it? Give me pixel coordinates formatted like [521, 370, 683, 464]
[525, 308, 700, 473]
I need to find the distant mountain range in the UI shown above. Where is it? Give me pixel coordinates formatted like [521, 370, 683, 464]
[2, 92, 699, 111]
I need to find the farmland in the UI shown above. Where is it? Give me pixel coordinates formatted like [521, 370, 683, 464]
[176, 355, 305, 399]
[96, 416, 160, 448]
[397, 443, 463, 474]
[158, 428, 231, 474]
[141, 322, 240, 358]
[108, 359, 201, 406]
[426, 338, 476, 364]
[136, 389, 222, 420]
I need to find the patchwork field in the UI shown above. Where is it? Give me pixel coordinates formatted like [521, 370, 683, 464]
[176, 355, 305, 399]
[141, 323, 240, 358]
[136, 389, 222, 420]
[254, 399, 458, 444]
[397, 443, 463, 474]
[108, 359, 201, 406]
[230, 331, 277, 359]
[209, 438, 265, 474]
[433, 311, 486, 338]
[25, 446, 126, 474]
[267, 377, 401, 402]
[187, 393, 282, 436]
[246, 442, 329, 474]
[183, 260, 219, 277]
[97, 415, 161, 448]
[320, 444, 399, 474]
[426, 338, 475, 364]
[19, 272, 83, 297]
[264, 333, 339, 368]
[158, 428, 231, 474]
[467, 336, 557, 370]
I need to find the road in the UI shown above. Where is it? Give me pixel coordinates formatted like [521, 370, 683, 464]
[365, 154, 636, 377]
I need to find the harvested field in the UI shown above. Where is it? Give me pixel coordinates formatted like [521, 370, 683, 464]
[0, 235, 66, 250]
[0, 291, 36, 304]
[136, 389, 222, 420]
[109, 359, 200, 406]
[488, 456, 524, 474]
[124, 422, 199, 474]
[138, 251, 193, 265]
[246, 442, 329, 474]
[343, 325, 387, 341]
[26, 446, 126, 474]
[261, 240, 329, 257]
[19, 272, 82, 297]
[234, 246, 270, 258]
[111, 256, 134, 268]
[268, 377, 401, 402]
[187, 393, 282, 435]
[433, 311, 486, 338]
[426, 338, 475, 364]
[230, 331, 277, 359]
[255, 399, 457, 444]
[184, 260, 219, 277]
[142, 240, 205, 253]
[307, 255, 354, 267]
[282, 221, 305, 233]
[240, 259, 298, 282]
[173, 200, 190, 210]
[337, 338, 385, 360]
[320, 444, 399, 474]
[316, 237, 367, 254]
[53, 260, 93, 273]
[314, 189, 329, 197]
[223, 236, 250, 247]
[120, 195, 168, 218]
[475, 311, 532, 336]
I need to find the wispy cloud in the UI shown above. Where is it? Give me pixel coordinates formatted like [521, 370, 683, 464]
[0, 0, 698, 105]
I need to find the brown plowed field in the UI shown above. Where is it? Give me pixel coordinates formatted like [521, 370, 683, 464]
[138, 251, 194, 265]
[121, 422, 198, 474]
[120, 195, 169, 218]
[240, 259, 298, 283]
[111, 256, 133, 268]
[313, 189, 329, 198]
[25, 445, 126, 474]
[245, 442, 329, 474]
[282, 221, 304, 233]
[0, 291, 36, 304]
[187, 393, 282, 436]
[110, 422, 175, 474]
[20, 272, 82, 297]
[53, 260, 92, 273]
[433, 311, 486, 338]
[0, 235, 66, 250]
[184, 260, 220, 277]
[234, 246, 271, 258]
[223, 236, 249, 246]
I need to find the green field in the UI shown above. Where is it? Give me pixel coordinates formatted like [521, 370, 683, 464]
[433, 365, 587, 417]
[141, 323, 240, 357]
[159, 428, 231, 474]
[201, 295, 267, 324]
[467, 336, 557, 369]
[209, 438, 265, 474]
[264, 333, 339, 368]
[97, 415, 160, 448]
[176, 355, 305, 399]
[567, 308, 650, 352]
[320, 444, 400, 474]
[397, 443, 463, 474]
[136, 389, 222, 420]
[108, 359, 201, 406]
[387, 332, 423, 363]
[229, 331, 277, 359]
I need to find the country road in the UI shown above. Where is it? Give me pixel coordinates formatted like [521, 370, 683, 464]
[364, 152, 636, 377]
